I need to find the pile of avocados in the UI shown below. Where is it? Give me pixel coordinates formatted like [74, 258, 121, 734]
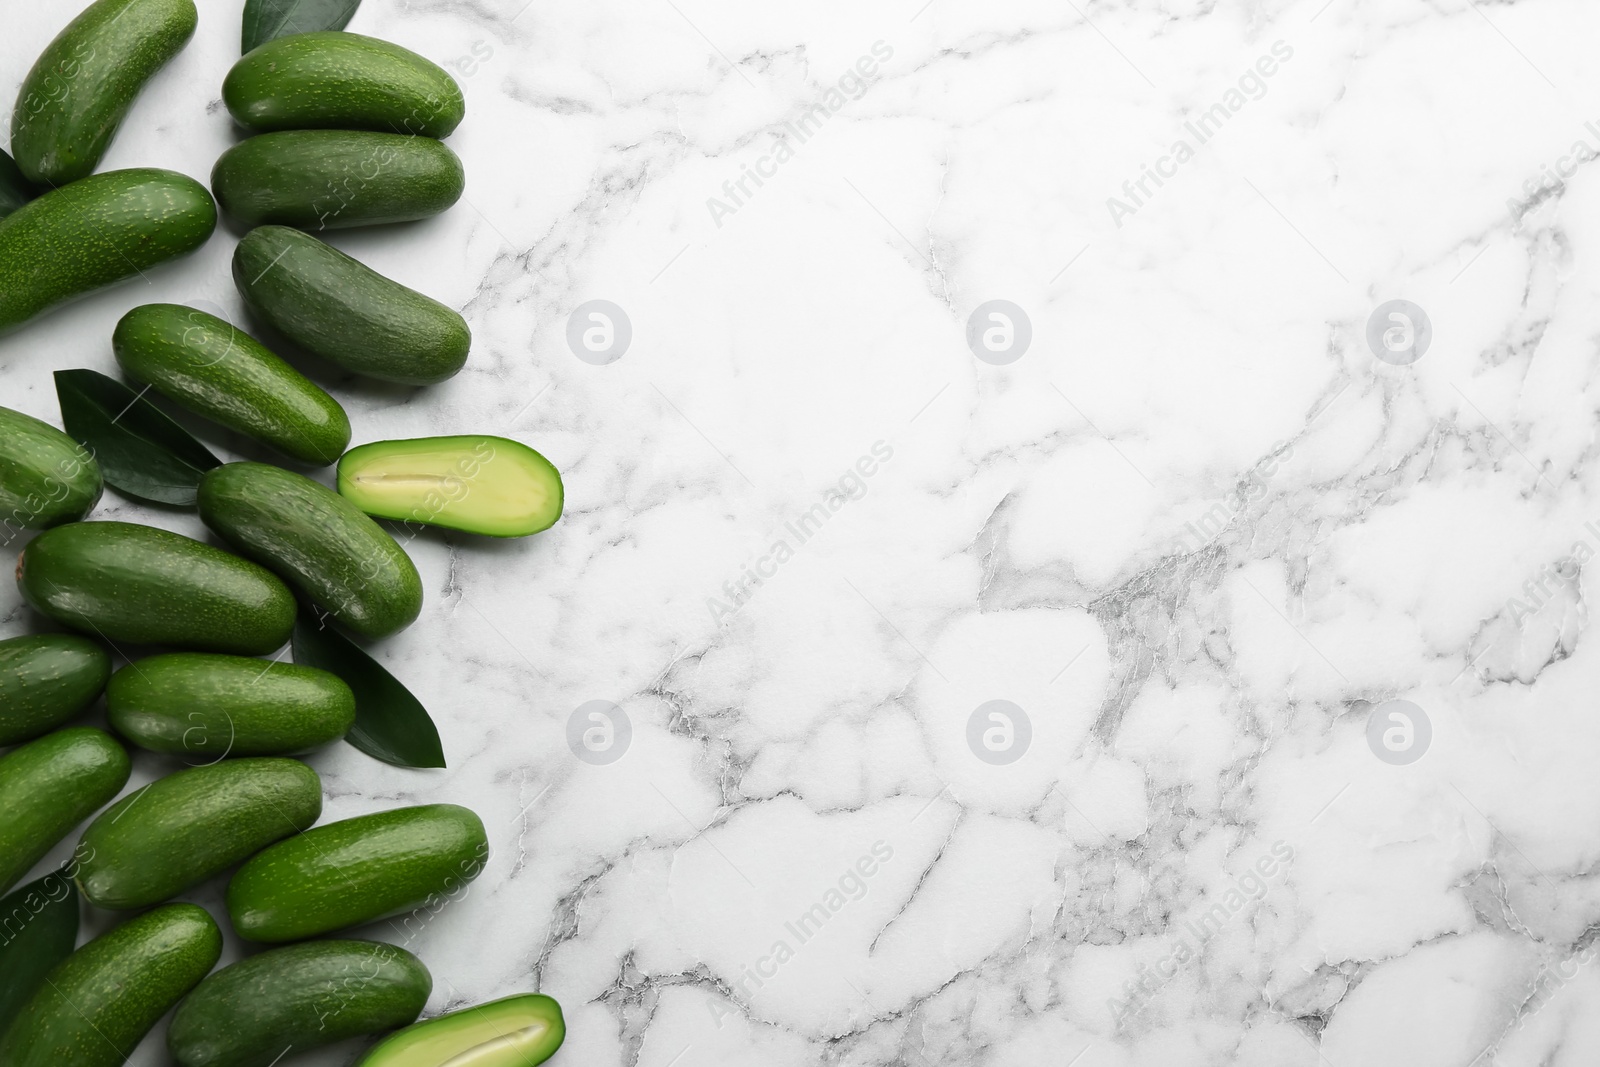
[0, 1, 568, 1065]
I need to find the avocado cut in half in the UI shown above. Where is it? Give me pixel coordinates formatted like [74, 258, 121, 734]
[354, 993, 565, 1067]
[338, 435, 564, 538]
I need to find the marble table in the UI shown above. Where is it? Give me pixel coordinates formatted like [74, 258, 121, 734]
[4, 0, 1599, 1064]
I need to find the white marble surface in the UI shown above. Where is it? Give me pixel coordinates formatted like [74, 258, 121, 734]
[7, 0, 1600, 1063]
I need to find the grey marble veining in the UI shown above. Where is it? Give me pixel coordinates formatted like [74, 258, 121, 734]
[5, 0, 1600, 1064]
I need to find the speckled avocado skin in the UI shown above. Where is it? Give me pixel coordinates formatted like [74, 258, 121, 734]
[0, 168, 216, 334]
[168, 940, 431, 1067]
[0, 405, 102, 529]
[16, 521, 297, 654]
[107, 653, 355, 757]
[223, 32, 464, 138]
[228, 804, 488, 943]
[75, 758, 323, 910]
[0, 903, 222, 1067]
[113, 303, 351, 465]
[0, 727, 130, 896]
[213, 130, 465, 230]
[0, 634, 111, 746]
[232, 225, 470, 385]
[198, 462, 424, 639]
[10, 0, 198, 184]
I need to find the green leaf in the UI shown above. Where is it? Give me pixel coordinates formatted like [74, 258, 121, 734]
[0, 870, 79, 1035]
[242, 0, 361, 53]
[292, 609, 445, 769]
[0, 149, 35, 220]
[54, 369, 222, 507]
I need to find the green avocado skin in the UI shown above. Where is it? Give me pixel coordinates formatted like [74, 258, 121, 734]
[0, 168, 216, 334]
[75, 758, 322, 910]
[107, 653, 355, 757]
[9, 0, 198, 184]
[198, 463, 423, 639]
[0, 902, 222, 1067]
[213, 131, 465, 231]
[224, 32, 464, 138]
[228, 804, 488, 943]
[169, 940, 431, 1067]
[0, 150, 35, 218]
[233, 225, 470, 386]
[355, 993, 566, 1067]
[113, 303, 351, 465]
[0, 727, 130, 896]
[17, 521, 297, 655]
[0, 635, 111, 746]
[0, 406, 101, 529]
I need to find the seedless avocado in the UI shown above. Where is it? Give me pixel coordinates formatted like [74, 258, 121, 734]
[0, 634, 111, 745]
[0, 168, 216, 333]
[339, 436, 564, 538]
[0, 150, 34, 218]
[213, 131, 465, 230]
[355, 993, 566, 1067]
[169, 940, 432, 1067]
[228, 803, 488, 943]
[17, 521, 297, 654]
[10, 0, 198, 184]
[0, 727, 129, 896]
[224, 32, 464, 137]
[233, 225, 470, 385]
[198, 463, 424, 639]
[113, 303, 351, 465]
[107, 653, 355, 757]
[0, 406, 102, 529]
[75, 758, 322, 910]
[0, 903, 221, 1067]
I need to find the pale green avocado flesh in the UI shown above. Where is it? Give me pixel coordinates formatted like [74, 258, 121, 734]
[355, 993, 564, 1067]
[338, 436, 563, 538]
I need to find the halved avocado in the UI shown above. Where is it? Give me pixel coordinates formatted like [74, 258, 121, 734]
[337, 435, 563, 538]
[353, 993, 564, 1067]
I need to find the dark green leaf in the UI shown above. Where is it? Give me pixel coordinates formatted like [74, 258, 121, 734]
[0, 870, 79, 1034]
[292, 609, 444, 769]
[242, 0, 361, 53]
[0, 149, 35, 220]
[54, 369, 222, 507]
